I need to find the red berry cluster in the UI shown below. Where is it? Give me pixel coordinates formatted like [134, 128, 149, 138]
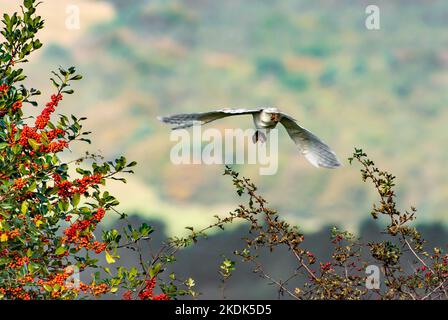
[63, 208, 107, 253]
[320, 262, 333, 272]
[44, 139, 68, 153]
[36, 270, 109, 298]
[35, 94, 62, 129]
[13, 178, 26, 190]
[0, 83, 9, 96]
[123, 277, 170, 300]
[18, 111, 67, 154]
[7, 255, 29, 269]
[53, 173, 103, 198]
[0, 228, 20, 243]
[18, 125, 40, 146]
[79, 282, 109, 296]
[12, 100, 22, 111]
[0, 286, 31, 300]
[14, 93, 67, 154]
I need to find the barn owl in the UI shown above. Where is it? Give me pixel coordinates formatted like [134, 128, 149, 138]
[158, 107, 341, 169]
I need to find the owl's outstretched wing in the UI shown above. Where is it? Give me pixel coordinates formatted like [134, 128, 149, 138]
[157, 108, 262, 129]
[279, 114, 341, 169]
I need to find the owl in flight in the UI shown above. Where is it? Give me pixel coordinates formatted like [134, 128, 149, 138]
[158, 107, 340, 169]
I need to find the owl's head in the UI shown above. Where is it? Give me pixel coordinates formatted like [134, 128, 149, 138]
[261, 107, 281, 123]
[263, 107, 280, 114]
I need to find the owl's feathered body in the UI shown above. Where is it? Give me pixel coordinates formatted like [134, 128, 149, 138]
[253, 107, 281, 129]
[158, 107, 341, 169]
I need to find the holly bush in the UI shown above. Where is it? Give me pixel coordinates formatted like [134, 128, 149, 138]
[0, 0, 196, 300]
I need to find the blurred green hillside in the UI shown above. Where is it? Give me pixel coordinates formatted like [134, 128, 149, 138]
[5, 0, 448, 234]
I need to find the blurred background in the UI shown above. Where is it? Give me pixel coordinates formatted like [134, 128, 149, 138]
[1, 0, 447, 298]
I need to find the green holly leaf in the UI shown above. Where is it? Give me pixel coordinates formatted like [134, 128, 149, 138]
[105, 251, 116, 264]
[28, 138, 40, 151]
[55, 246, 66, 255]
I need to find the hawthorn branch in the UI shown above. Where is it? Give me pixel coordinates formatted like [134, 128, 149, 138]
[403, 237, 434, 275]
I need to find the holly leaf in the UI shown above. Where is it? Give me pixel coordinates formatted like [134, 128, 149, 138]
[105, 251, 116, 264]
[28, 138, 40, 151]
